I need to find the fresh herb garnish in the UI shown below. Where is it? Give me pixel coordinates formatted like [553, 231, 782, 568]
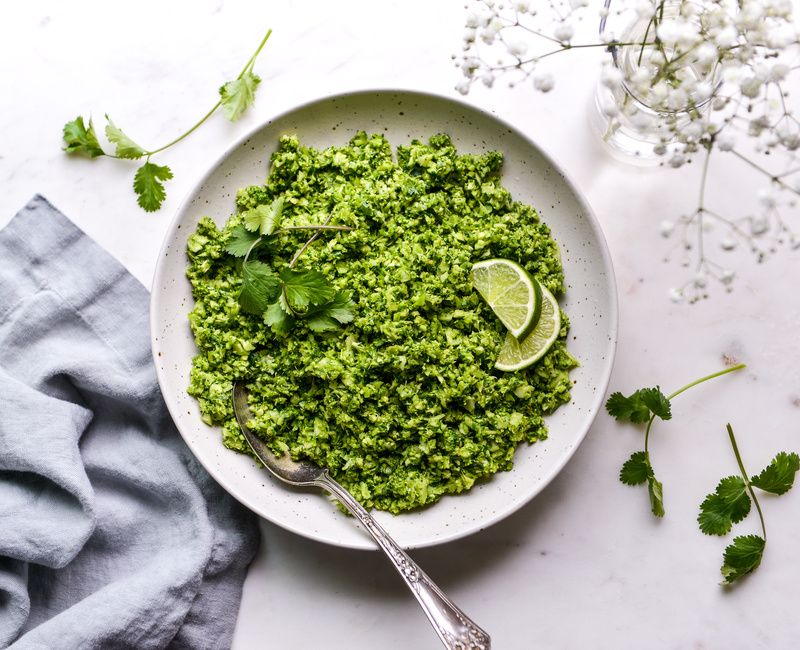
[62, 29, 272, 212]
[228, 196, 354, 334]
[607, 363, 746, 517]
[699, 424, 799, 584]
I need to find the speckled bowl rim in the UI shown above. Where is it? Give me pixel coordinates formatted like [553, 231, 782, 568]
[151, 88, 619, 550]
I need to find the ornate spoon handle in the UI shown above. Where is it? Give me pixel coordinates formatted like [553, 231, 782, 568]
[316, 471, 491, 650]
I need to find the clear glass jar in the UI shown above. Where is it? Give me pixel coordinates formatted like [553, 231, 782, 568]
[589, 0, 719, 164]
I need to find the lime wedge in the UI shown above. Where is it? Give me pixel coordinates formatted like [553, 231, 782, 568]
[471, 258, 542, 341]
[495, 281, 561, 372]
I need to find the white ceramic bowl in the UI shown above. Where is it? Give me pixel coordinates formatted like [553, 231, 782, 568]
[151, 89, 618, 550]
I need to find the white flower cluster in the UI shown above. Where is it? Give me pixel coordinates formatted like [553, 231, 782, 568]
[455, 0, 800, 302]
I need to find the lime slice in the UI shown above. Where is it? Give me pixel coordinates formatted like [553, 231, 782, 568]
[495, 281, 561, 372]
[471, 259, 542, 341]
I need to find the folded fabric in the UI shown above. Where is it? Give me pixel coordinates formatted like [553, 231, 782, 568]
[0, 196, 259, 649]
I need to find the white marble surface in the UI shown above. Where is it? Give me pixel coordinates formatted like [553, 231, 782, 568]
[3, 1, 799, 648]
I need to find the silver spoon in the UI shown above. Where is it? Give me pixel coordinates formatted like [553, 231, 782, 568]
[232, 382, 491, 650]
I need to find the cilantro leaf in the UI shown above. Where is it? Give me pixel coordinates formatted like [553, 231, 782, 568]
[225, 225, 260, 257]
[698, 495, 734, 536]
[243, 197, 284, 235]
[619, 450, 664, 516]
[105, 115, 146, 159]
[219, 71, 261, 121]
[324, 291, 355, 323]
[698, 476, 750, 536]
[63, 116, 105, 158]
[606, 387, 671, 423]
[264, 300, 294, 335]
[239, 261, 280, 315]
[721, 534, 765, 584]
[638, 387, 672, 420]
[648, 475, 665, 517]
[606, 391, 653, 423]
[751, 451, 800, 495]
[717, 476, 752, 523]
[302, 292, 356, 333]
[305, 314, 342, 332]
[133, 162, 173, 212]
[279, 269, 336, 308]
[620, 451, 651, 486]
[310, 291, 355, 322]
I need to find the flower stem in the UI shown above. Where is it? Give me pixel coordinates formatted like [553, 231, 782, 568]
[726, 423, 767, 540]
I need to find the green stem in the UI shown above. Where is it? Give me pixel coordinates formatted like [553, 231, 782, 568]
[637, 16, 655, 67]
[242, 235, 263, 265]
[289, 214, 333, 268]
[645, 363, 746, 456]
[238, 28, 273, 77]
[534, 40, 659, 62]
[280, 225, 353, 232]
[726, 423, 767, 540]
[145, 28, 272, 156]
[667, 363, 746, 400]
[644, 413, 657, 455]
[146, 101, 222, 155]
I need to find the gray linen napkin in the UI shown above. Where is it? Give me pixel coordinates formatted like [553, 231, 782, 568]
[0, 196, 259, 649]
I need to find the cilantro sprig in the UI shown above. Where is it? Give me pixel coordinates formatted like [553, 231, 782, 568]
[699, 424, 799, 584]
[62, 29, 272, 212]
[608, 363, 746, 517]
[226, 197, 355, 335]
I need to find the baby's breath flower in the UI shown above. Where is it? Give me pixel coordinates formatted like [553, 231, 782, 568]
[694, 42, 719, 67]
[750, 215, 770, 236]
[692, 81, 714, 103]
[716, 133, 736, 151]
[507, 40, 528, 57]
[461, 56, 481, 77]
[769, 63, 790, 81]
[636, 0, 656, 18]
[533, 72, 555, 92]
[600, 65, 624, 89]
[715, 25, 739, 48]
[553, 23, 575, 42]
[681, 121, 704, 141]
[711, 96, 729, 111]
[601, 99, 621, 118]
[669, 152, 687, 168]
[666, 87, 689, 111]
[739, 76, 763, 99]
[693, 272, 708, 288]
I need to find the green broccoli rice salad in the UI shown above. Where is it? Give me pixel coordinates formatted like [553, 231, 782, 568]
[186, 131, 577, 514]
